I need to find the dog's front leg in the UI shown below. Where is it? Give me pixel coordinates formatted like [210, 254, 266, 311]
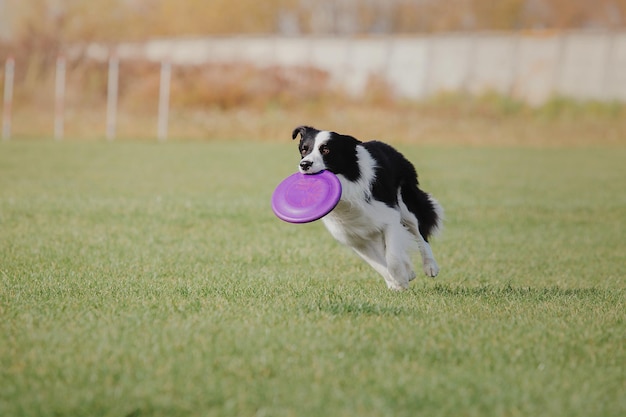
[352, 239, 408, 290]
[383, 224, 416, 290]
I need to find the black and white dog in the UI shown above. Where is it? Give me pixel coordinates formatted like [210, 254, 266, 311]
[292, 125, 443, 290]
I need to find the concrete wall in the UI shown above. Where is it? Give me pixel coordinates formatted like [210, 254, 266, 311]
[99, 32, 626, 105]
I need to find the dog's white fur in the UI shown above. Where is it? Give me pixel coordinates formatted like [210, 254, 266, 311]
[299, 130, 441, 290]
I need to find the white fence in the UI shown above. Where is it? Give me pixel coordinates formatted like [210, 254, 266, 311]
[85, 31, 626, 105]
[3, 32, 626, 140]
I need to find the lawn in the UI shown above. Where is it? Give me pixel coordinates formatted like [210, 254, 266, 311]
[0, 140, 624, 417]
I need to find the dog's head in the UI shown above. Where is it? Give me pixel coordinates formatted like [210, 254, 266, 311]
[291, 125, 360, 177]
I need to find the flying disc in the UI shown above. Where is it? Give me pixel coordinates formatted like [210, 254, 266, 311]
[272, 170, 342, 223]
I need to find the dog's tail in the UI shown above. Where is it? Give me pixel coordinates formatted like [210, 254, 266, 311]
[401, 184, 443, 242]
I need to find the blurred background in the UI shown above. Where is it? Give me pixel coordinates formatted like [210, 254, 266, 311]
[1, 0, 625, 144]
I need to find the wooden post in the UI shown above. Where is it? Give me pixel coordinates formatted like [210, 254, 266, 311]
[54, 56, 65, 140]
[106, 54, 119, 140]
[157, 60, 171, 142]
[2, 57, 14, 140]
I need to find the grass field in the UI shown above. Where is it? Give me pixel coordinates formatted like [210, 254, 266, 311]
[1, 140, 625, 417]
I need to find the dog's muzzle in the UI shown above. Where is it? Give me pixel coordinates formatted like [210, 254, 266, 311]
[299, 160, 313, 172]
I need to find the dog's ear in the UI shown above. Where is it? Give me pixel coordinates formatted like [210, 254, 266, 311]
[292, 125, 309, 140]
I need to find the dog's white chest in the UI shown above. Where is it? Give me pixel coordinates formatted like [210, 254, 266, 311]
[321, 157, 386, 247]
[322, 179, 387, 248]
[322, 202, 378, 247]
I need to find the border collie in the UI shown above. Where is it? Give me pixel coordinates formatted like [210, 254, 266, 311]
[292, 125, 443, 290]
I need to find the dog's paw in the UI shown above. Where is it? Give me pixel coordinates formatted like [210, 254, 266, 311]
[386, 280, 409, 291]
[408, 269, 417, 282]
[423, 259, 439, 278]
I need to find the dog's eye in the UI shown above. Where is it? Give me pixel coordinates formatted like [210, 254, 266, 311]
[300, 146, 309, 156]
[320, 144, 330, 155]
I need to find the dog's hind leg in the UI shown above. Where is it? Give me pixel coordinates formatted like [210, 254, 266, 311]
[401, 211, 439, 278]
[398, 197, 439, 278]
[416, 236, 439, 277]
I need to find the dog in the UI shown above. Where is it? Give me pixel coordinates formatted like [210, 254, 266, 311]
[292, 125, 443, 290]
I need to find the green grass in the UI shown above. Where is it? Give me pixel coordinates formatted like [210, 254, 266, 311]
[1, 140, 625, 417]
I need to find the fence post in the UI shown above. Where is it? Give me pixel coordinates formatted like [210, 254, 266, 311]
[2, 56, 14, 140]
[507, 35, 521, 98]
[157, 60, 171, 142]
[421, 36, 432, 98]
[54, 56, 65, 140]
[551, 34, 567, 99]
[602, 32, 616, 100]
[106, 53, 119, 140]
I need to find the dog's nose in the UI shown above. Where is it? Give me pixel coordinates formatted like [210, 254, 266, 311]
[300, 160, 313, 171]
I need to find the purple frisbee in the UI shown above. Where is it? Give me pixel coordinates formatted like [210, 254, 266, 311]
[272, 170, 342, 223]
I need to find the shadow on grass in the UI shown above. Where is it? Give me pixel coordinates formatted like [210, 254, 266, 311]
[304, 284, 621, 317]
[428, 284, 619, 302]
[312, 300, 406, 316]
[305, 290, 406, 317]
